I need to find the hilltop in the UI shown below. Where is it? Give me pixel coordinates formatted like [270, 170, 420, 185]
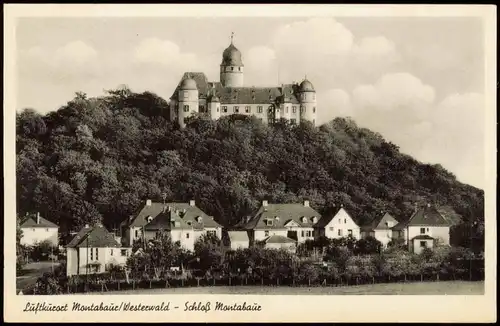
[16, 87, 484, 249]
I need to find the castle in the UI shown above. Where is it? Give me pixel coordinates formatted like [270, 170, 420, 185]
[169, 34, 317, 128]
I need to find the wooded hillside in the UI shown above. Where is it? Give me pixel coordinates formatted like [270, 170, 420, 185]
[16, 87, 484, 250]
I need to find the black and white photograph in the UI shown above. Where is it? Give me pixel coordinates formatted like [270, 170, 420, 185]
[4, 4, 496, 323]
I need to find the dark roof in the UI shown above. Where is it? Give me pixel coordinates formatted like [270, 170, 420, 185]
[180, 77, 197, 90]
[144, 210, 192, 231]
[264, 235, 296, 244]
[314, 207, 356, 228]
[393, 205, 451, 230]
[361, 212, 399, 231]
[170, 72, 302, 105]
[221, 43, 243, 66]
[412, 235, 434, 240]
[240, 203, 321, 230]
[66, 225, 121, 248]
[299, 79, 315, 92]
[20, 214, 58, 228]
[127, 201, 221, 230]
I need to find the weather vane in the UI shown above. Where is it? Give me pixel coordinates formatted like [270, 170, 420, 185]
[231, 32, 234, 44]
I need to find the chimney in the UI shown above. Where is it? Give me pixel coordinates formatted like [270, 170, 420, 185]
[189, 200, 195, 207]
[85, 224, 90, 228]
[146, 199, 152, 206]
[36, 212, 41, 224]
[262, 200, 268, 207]
[303, 200, 310, 207]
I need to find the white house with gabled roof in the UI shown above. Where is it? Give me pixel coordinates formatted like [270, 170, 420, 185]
[314, 205, 361, 240]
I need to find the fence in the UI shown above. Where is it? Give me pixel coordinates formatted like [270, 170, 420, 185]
[24, 266, 484, 295]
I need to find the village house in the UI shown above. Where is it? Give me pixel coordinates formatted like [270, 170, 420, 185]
[223, 230, 250, 250]
[238, 200, 321, 249]
[19, 212, 59, 247]
[142, 208, 195, 252]
[392, 203, 451, 254]
[360, 212, 400, 248]
[260, 235, 297, 253]
[120, 199, 222, 248]
[314, 205, 361, 240]
[66, 223, 131, 277]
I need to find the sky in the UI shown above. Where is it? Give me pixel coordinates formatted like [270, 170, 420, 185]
[16, 16, 485, 189]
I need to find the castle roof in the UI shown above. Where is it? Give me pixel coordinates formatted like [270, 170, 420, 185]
[221, 43, 244, 66]
[143, 210, 192, 231]
[170, 72, 302, 105]
[299, 79, 315, 92]
[238, 202, 321, 230]
[180, 76, 197, 90]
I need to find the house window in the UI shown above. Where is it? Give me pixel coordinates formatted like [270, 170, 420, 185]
[96, 248, 99, 260]
[46, 228, 49, 232]
[183, 118, 189, 124]
[266, 219, 274, 226]
[420, 241, 427, 248]
[110, 249, 113, 256]
[183, 105, 189, 112]
[339, 219, 341, 224]
[207, 230, 216, 237]
[258, 106, 263, 113]
[234, 106, 239, 113]
[305, 231, 312, 237]
[121, 249, 127, 257]
[200, 105, 205, 112]
[329, 227, 334, 231]
[420, 228, 426, 234]
[427, 228, 430, 232]
[292, 106, 297, 113]
[313, 107, 316, 113]
[222, 106, 228, 113]
[238, 67, 241, 71]
[348, 229, 353, 236]
[265, 231, 269, 237]
[135, 230, 139, 237]
[186, 233, 190, 239]
[231, 67, 234, 71]
[301, 231, 305, 237]
[338, 229, 343, 236]
[245, 106, 251, 113]
[290, 119, 296, 125]
[344, 219, 346, 223]
[90, 248, 93, 260]
[300, 106, 305, 113]
[285, 107, 289, 113]
[217, 107, 219, 112]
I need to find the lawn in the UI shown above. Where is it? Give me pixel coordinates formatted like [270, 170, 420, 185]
[98, 281, 484, 295]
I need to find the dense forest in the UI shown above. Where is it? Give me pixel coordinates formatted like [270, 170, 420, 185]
[16, 87, 484, 250]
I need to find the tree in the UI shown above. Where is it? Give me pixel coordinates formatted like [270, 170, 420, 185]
[355, 236, 382, 255]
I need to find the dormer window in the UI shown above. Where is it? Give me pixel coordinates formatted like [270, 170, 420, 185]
[174, 221, 180, 227]
[301, 216, 307, 223]
[196, 216, 203, 223]
[266, 219, 274, 226]
[312, 216, 318, 223]
[146, 215, 153, 223]
[274, 216, 280, 221]
[186, 221, 192, 226]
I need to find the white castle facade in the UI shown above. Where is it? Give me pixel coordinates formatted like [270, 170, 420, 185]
[169, 36, 317, 128]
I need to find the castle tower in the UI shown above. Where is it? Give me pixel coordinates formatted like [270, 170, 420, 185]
[220, 32, 244, 88]
[208, 94, 221, 120]
[177, 75, 199, 128]
[298, 77, 317, 126]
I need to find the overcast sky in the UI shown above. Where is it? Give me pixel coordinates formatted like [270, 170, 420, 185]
[16, 16, 485, 189]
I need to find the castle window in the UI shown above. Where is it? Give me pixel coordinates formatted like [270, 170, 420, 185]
[257, 106, 263, 113]
[231, 67, 234, 71]
[290, 118, 296, 124]
[183, 105, 189, 112]
[313, 119, 315, 125]
[238, 67, 241, 71]
[245, 106, 251, 113]
[222, 106, 228, 113]
[234, 106, 239, 113]
[292, 106, 297, 113]
[313, 107, 316, 113]
[300, 106, 305, 113]
[217, 107, 219, 112]
[200, 105, 205, 112]
[285, 107, 289, 113]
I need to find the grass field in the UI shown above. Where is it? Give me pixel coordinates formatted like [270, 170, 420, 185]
[97, 281, 484, 295]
